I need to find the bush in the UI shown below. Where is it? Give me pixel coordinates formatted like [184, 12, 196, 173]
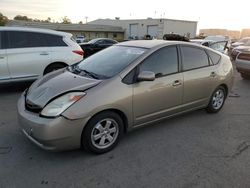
[163, 34, 189, 42]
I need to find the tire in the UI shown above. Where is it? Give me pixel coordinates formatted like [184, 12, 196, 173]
[206, 86, 226, 113]
[44, 63, 67, 75]
[241, 73, 250, 80]
[82, 111, 124, 154]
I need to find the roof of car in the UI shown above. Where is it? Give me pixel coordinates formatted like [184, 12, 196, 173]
[0, 26, 72, 37]
[117, 40, 192, 48]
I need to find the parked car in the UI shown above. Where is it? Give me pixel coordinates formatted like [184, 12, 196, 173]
[0, 27, 83, 83]
[18, 40, 233, 154]
[231, 45, 250, 61]
[235, 52, 250, 79]
[190, 39, 228, 54]
[80, 38, 118, 58]
[75, 36, 86, 43]
[190, 39, 213, 46]
[204, 35, 231, 49]
[230, 37, 250, 50]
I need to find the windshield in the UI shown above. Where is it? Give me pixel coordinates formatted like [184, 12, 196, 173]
[75, 46, 146, 79]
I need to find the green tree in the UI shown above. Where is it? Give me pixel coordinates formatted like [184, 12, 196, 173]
[61, 16, 71, 24]
[14, 15, 32, 21]
[44, 17, 51, 23]
[0, 12, 8, 26]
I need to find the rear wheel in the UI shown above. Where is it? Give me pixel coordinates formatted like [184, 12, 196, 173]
[206, 86, 226, 113]
[44, 63, 67, 75]
[82, 111, 124, 154]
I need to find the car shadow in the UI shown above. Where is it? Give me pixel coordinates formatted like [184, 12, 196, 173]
[0, 81, 33, 94]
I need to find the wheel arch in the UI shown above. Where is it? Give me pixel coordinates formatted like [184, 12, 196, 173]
[81, 108, 129, 144]
[80, 108, 129, 150]
[43, 62, 68, 75]
[219, 83, 229, 97]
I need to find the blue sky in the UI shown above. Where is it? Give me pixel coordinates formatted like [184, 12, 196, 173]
[0, 0, 249, 30]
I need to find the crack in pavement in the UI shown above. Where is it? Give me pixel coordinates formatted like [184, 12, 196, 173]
[0, 147, 12, 154]
[203, 141, 250, 160]
[231, 141, 250, 159]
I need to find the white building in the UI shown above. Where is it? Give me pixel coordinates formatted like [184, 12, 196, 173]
[89, 18, 197, 40]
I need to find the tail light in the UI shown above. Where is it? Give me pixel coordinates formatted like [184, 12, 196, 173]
[73, 50, 84, 56]
[237, 53, 250, 61]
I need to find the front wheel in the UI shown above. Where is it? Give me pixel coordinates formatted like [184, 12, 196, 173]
[82, 112, 124, 154]
[206, 86, 226, 113]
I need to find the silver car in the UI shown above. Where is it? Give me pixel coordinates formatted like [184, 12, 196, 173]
[17, 40, 234, 154]
[235, 52, 250, 79]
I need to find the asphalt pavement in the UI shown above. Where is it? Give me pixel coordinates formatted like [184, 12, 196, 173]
[0, 71, 250, 188]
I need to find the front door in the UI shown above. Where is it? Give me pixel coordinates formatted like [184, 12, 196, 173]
[133, 46, 183, 126]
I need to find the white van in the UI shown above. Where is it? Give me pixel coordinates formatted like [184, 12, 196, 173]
[0, 27, 83, 83]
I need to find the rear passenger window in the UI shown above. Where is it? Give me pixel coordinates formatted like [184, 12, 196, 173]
[43, 34, 67, 47]
[206, 50, 221, 65]
[181, 46, 209, 71]
[7, 31, 67, 49]
[140, 46, 178, 78]
[8, 31, 43, 48]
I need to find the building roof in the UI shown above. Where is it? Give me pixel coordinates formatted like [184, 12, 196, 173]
[6, 20, 125, 33]
[89, 18, 198, 24]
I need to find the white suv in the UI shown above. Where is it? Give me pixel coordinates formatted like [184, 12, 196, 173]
[0, 27, 83, 83]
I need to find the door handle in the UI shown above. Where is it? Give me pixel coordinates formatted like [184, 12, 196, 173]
[210, 72, 216, 77]
[172, 80, 182, 87]
[40, 52, 49, 55]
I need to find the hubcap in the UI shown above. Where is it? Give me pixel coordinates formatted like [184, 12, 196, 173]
[212, 89, 225, 110]
[91, 118, 119, 149]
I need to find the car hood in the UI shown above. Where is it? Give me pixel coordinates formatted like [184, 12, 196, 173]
[232, 42, 244, 47]
[234, 45, 250, 51]
[26, 69, 102, 108]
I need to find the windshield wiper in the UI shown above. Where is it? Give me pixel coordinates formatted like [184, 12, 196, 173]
[81, 69, 100, 79]
[68, 65, 106, 79]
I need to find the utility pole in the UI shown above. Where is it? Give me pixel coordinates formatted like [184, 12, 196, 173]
[85, 16, 88, 24]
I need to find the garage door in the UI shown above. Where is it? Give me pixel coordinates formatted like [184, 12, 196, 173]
[147, 25, 158, 38]
[129, 24, 138, 38]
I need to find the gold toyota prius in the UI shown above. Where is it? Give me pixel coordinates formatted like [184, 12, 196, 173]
[17, 40, 233, 154]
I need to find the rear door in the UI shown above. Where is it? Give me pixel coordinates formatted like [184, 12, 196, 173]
[180, 45, 218, 110]
[133, 45, 183, 125]
[6, 31, 51, 80]
[0, 31, 10, 81]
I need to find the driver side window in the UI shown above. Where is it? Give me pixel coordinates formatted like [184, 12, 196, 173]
[95, 40, 104, 45]
[140, 46, 178, 78]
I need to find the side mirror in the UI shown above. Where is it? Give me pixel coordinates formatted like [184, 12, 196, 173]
[137, 71, 155, 81]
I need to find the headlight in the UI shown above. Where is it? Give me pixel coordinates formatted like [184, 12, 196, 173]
[41, 92, 86, 117]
